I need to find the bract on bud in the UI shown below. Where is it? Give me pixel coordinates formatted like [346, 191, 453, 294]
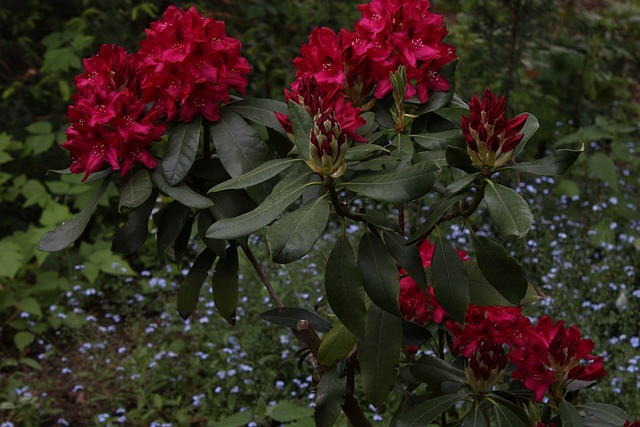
[307, 112, 348, 178]
[462, 88, 528, 170]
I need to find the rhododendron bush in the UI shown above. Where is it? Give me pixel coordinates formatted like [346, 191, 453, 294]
[38, 1, 636, 426]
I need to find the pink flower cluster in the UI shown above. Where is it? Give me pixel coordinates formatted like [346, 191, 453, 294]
[63, 6, 250, 181]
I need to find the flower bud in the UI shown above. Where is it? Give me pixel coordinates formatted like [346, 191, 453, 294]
[462, 88, 528, 170]
[307, 112, 348, 178]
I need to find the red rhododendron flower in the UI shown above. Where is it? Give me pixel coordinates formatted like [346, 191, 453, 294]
[277, 76, 366, 145]
[509, 316, 607, 401]
[137, 5, 251, 123]
[624, 421, 640, 427]
[399, 240, 468, 325]
[353, 0, 457, 102]
[63, 44, 166, 181]
[462, 88, 528, 169]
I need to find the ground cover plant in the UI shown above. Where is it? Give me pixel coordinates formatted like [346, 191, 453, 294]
[1, 0, 638, 426]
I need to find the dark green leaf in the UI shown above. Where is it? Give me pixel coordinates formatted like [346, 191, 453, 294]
[406, 193, 466, 245]
[588, 152, 620, 193]
[260, 307, 332, 332]
[14, 331, 35, 352]
[315, 366, 345, 427]
[504, 147, 583, 176]
[162, 117, 202, 185]
[318, 322, 357, 365]
[445, 145, 476, 173]
[402, 322, 432, 346]
[383, 231, 427, 291]
[395, 393, 466, 427]
[226, 98, 288, 130]
[174, 216, 194, 262]
[579, 403, 630, 426]
[494, 402, 528, 427]
[212, 245, 239, 325]
[344, 143, 390, 161]
[211, 412, 253, 427]
[206, 172, 311, 239]
[209, 158, 301, 192]
[513, 113, 540, 156]
[267, 198, 330, 264]
[461, 403, 488, 427]
[392, 134, 414, 162]
[358, 303, 401, 407]
[431, 234, 469, 322]
[412, 130, 465, 151]
[466, 261, 514, 307]
[38, 176, 111, 252]
[358, 232, 401, 316]
[473, 236, 528, 304]
[210, 109, 275, 200]
[560, 401, 585, 427]
[344, 161, 440, 203]
[112, 191, 156, 254]
[325, 233, 367, 338]
[150, 168, 213, 209]
[118, 169, 152, 211]
[288, 100, 312, 160]
[268, 402, 314, 422]
[197, 209, 227, 259]
[177, 249, 217, 319]
[156, 202, 191, 256]
[484, 182, 533, 238]
[446, 172, 480, 195]
[410, 354, 466, 385]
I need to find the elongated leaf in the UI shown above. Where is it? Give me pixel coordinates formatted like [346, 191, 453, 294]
[383, 231, 426, 290]
[212, 245, 239, 325]
[412, 129, 465, 151]
[150, 168, 213, 209]
[410, 354, 466, 385]
[560, 401, 585, 427]
[462, 403, 488, 427]
[206, 172, 311, 239]
[197, 209, 227, 260]
[210, 109, 275, 200]
[38, 175, 111, 252]
[174, 216, 194, 262]
[393, 134, 414, 162]
[446, 172, 480, 195]
[260, 307, 332, 332]
[156, 202, 191, 256]
[395, 393, 466, 427]
[209, 158, 300, 192]
[484, 182, 533, 238]
[358, 233, 401, 316]
[318, 322, 357, 365]
[177, 249, 217, 319]
[325, 233, 367, 338]
[344, 161, 440, 203]
[267, 197, 330, 264]
[112, 191, 156, 254]
[119, 169, 152, 211]
[358, 303, 401, 407]
[431, 234, 469, 322]
[513, 113, 540, 156]
[446, 145, 476, 173]
[407, 193, 466, 244]
[473, 236, 528, 304]
[226, 98, 288, 130]
[315, 366, 345, 427]
[494, 402, 528, 427]
[466, 261, 514, 307]
[588, 152, 620, 193]
[162, 117, 202, 185]
[344, 143, 389, 161]
[288, 100, 312, 160]
[504, 146, 583, 176]
[579, 403, 630, 426]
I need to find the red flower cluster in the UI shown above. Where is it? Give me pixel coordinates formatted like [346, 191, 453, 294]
[291, 0, 456, 105]
[399, 240, 468, 325]
[446, 308, 606, 400]
[63, 45, 166, 181]
[462, 88, 528, 170]
[509, 316, 607, 401]
[63, 6, 250, 180]
[138, 6, 251, 123]
[624, 421, 640, 427]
